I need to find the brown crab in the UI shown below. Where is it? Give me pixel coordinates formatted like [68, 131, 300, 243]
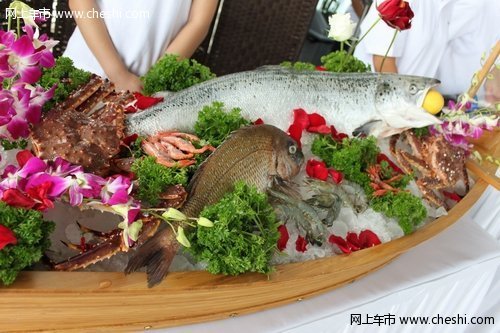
[390, 130, 469, 208]
[31, 75, 135, 176]
[53, 184, 188, 271]
[142, 131, 215, 167]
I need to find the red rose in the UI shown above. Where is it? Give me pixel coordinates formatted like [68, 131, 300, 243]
[377, 0, 414, 31]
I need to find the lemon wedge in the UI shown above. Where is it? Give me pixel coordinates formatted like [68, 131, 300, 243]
[422, 89, 444, 115]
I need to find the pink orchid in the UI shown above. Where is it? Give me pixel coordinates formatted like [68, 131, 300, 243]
[113, 200, 142, 247]
[23, 25, 57, 68]
[6, 35, 42, 84]
[0, 91, 15, 126]
[25, 172, 68, 198]
[100, 175, 133, 205]
[0, 153, 47, 191]
[63, 171, 105, 206]
[0, 83, 55, 139]
[48, 157, 84, 177]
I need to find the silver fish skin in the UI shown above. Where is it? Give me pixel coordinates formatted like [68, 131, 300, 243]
[126, 66, 441, 138]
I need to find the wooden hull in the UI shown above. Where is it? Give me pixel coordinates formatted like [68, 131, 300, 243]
[1, 130, 498, 332]
[0, 180, 490, 332]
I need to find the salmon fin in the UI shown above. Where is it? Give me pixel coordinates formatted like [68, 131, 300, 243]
[125, 226, 178, 288]
[353, 119, 382, 137]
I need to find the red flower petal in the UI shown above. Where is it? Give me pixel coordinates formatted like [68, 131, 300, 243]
[133, 92, 164, 110]
[330, 125, 349, 141]
[308, 113, 326, 127]
[377, 153, 403, 174]
[277, 225, 289, 251]
[26, 182, 54, 211]
[315, 66, 327, 71]
[443, 191, 462, 202]
[122, 133, 139, 147]
[377, 0, 414, 31]
[16, 150, 34, 168]
[328, 168, 344, 184]
[288, 123, 303, 147]
[295, 235, 308, 253]
[328, 234, 352, 254]
[125, 105, 138, 114]
[2, 189, 36, 209]
[358, 230, 381, 248]
[308, 124, 331, 134]
[254, 118, 264, 125]
[293, 108, 310, 130]
[346, 232, 361, 251]
[306, 159, 329, 181]
[313, 165, 329, 181]
[0, 224, 17, 251]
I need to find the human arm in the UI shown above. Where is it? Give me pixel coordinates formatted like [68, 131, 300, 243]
[373, 55, 398, 73]
[165, 0, 219, 59]
[68, 0, 142, 91]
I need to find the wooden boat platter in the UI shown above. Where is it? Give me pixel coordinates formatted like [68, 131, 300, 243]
[0, 129, 497, 332]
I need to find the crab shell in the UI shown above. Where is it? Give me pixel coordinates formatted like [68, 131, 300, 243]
[31, 75, 134, 176]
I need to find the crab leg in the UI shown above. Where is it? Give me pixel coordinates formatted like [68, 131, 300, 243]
[54, 218, 162, 271]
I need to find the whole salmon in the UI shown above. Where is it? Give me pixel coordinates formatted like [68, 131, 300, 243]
[126, 66, 441, 137]
[126, 124, 304, 287]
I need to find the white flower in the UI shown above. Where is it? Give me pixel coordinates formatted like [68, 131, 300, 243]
[328, 13, 356, 42]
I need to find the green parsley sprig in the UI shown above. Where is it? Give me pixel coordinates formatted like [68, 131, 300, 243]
[194, 101, 251, 147]
[142, 54, 215, 95]
[187, 181, 280, 276]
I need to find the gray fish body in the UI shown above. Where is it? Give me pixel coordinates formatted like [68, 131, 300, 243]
[127, 66, 441, 137]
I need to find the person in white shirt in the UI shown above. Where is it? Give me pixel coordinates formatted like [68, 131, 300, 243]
[64, 0, 218, 92]
[354, 0, 500, 99]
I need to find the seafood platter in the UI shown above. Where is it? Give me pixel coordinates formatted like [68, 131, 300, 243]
[0, 19, 499, 332]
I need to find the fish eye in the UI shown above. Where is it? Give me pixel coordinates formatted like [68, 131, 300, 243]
[409, 84, 418, 95]
[288, 144, 297, 155]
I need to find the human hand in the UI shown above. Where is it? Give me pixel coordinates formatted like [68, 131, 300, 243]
[109, 70, 143, 93]
[484, 67, 500, 104]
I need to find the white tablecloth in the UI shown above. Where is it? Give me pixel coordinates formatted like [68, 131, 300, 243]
[157, 185, 500, 333]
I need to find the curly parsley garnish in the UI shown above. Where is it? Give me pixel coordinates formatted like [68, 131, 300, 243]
[142, 54, 215, 95]
[194, 101, 251, 147]
[0, 203, 54, 285]
[187, 181, 280, 276]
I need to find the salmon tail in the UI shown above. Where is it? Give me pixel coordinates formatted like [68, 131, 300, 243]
[125, 226, 179, 288]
